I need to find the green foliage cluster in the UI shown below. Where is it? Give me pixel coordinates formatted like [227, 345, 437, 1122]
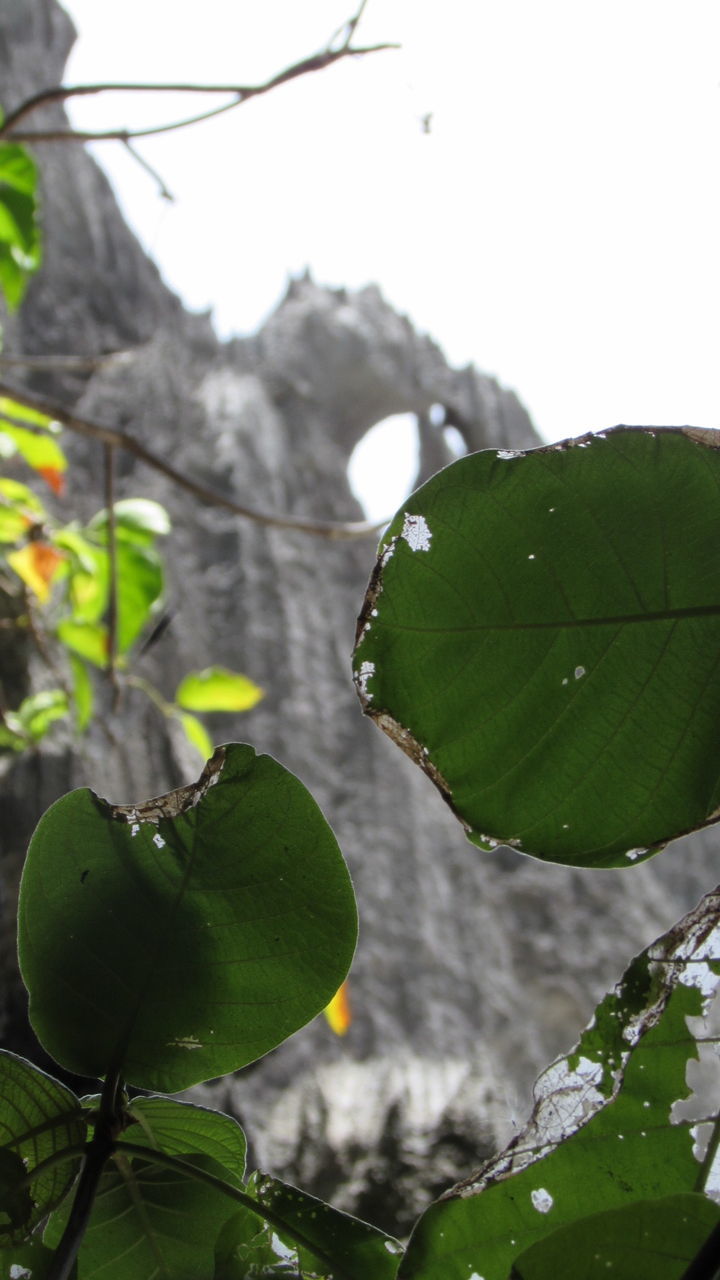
[1, 104, 719, 1280]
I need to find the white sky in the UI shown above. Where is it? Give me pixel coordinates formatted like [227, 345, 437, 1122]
[59, 1, 720, 516]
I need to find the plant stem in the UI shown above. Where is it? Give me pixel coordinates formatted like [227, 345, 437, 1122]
[47, 1075, 122, 1280]
[114, 1141, 356, 1280]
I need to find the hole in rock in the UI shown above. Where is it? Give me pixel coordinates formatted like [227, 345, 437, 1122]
[348, 413, 419, 524]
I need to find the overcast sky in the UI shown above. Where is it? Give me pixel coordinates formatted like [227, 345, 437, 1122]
[59, 1, 720, 515]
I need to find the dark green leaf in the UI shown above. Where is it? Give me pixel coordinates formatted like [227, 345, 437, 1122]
[125, 1097, 246, 1186]
[0, 1238, 71, 1279]
[215, 1208, 300, 1278]
[0, 1049, 85, 1246]
[44, 1150, 236, 1280]
[18, 743, 357, 1091]
[398, 886, 720, 1280]
[353, 427, 720, 866]
[176, 667, 264, 713]
[510, 1193, 720, 1280]
[249, 1172, 403, 1279]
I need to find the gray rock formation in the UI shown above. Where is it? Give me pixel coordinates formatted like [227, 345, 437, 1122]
[1, 1, 717, 1236]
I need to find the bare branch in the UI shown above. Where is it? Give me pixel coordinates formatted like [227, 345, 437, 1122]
[0, 380, 382, 540]
[1, 42, 398, 144]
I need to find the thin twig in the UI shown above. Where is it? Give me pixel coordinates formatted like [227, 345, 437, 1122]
[1, 43, 397, 144]
[123, 139, 174, 200]
[0, 379, 382, 539]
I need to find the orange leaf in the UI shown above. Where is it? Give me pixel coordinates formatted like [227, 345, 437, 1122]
[7, 541, 64, 602]
[323, 981, 352, 1036]
[37, 466, 65, 496]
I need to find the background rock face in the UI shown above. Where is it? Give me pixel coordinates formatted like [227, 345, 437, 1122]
[1, 1, 717, 1234]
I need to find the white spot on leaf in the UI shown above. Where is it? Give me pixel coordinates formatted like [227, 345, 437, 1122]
[401, 512, 432, 552]
[130, 822, 140, 837]
[574, 666, 586, 679]
[356, 661, 376, 701]
[497, 449, 523, 460]
[167, 1035, 202, 1050]
[153, 833, 166, 849]
[530, 1187, 554, 1213]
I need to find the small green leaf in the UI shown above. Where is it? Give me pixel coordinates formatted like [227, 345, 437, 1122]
[56, 619, 109, 668]
[69, 656, 93, 733]
[179, 710, 214, 761]
[15, 688, 69, 741]
[0, 424, 66, 477]
[88, 498, 171, 545]
[0, 142, 41, 311]
[354, 427, 720, 867]
[0, 1049, 85, 1246]
[115, 541, 163, 652]
[0, 395, 54, 430]
[511, 1194, 720, 1280]
[19, 743, 358, 1091]
[126, 1097, 246, 1185]
[176, 667, 264, 713]
[0, 477, 44, 543]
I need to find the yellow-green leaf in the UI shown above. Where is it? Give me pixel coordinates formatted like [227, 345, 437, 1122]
[175, 667, 264, 713]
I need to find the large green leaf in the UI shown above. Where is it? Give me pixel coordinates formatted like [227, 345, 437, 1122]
[125, 1097, 246, 1186]
[398, 886, 720, 1280]
[18, 744, 357, 1091]
[510, 1194, 720, 1280]
[0, 1050, 85, 1245]
[353, 427, 720, 866]
[44, 1150, 237, 1280]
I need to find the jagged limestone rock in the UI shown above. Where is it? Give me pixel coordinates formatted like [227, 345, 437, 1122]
[1, 1, 717, 1231]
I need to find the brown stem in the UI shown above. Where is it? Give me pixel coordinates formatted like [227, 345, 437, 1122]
[0, 379, 383, 539]
[1, 43, 397, 143]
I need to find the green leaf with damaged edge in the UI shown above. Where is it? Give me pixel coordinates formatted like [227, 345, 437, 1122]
[0, 1050, 85, 1245]
[354, 426, 720, 867]
[18, 743, 357, 1091]
[176, 666, 264, 713]
[398, 886, 720, 1280]
[509, 1193, 720, 1280]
